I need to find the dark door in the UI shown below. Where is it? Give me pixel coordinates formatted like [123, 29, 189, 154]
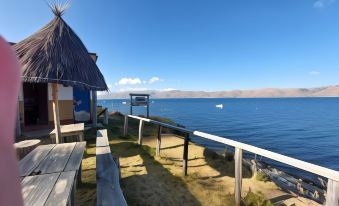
[23, 83, 48, 126]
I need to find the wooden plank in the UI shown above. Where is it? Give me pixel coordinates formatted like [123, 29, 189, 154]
[156, 125, 162, 156]
[123, 115, 128, 137]
[34, 143, 76, 174]
[103, 109, 108, 125]
[96, 129, 127, 206]
[138, 120, 144, 146]
[19, 144, 55, 176]
[97, 130, 109, 147]
[183, 134, 189, 176]
[326, 179, 339, 206]
[64, 142, 86, 172]
[234, 147, 243, 206]
[21, 173, 59, 206]
[44, 171, 76, 206]
[51, 123, 84, 134]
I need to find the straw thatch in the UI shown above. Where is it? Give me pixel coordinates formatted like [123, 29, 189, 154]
[13, 4, 108, 91]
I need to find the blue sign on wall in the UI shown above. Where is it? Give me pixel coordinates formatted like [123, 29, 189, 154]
[73, 88, 91, 123]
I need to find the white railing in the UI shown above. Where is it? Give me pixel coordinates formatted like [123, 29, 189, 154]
[124, 115, 339, 206]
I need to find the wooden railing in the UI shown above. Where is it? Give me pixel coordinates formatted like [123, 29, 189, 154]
[124, 115, 339, 206]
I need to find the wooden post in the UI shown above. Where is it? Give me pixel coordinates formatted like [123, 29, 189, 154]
[103, 108, 108, 125]
[91, 91, 97, 127]
[138, 120, 144, 145]
[326, 179, 339, 206]
[251, 159, 257, 177]
[77, 162, 82, 184]
[234, 147, 243, 206]
[15, 101, 21, 137]
[146, 96, 149, 118]
[130, 95, 133, 115]
[79, 132, 84, 142]
[123, 115, 128, 137]
[52, 83, 62, 144]
[156, 125, 162, 156]
[183, 133, 189, 176]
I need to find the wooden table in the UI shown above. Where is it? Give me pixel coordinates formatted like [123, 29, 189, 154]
[19, 142, 86, 206]
[50, 123, 85, 143]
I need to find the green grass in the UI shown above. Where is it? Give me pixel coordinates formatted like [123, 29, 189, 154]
[255, 172, 270, 182]
[242, 190, 274, 206]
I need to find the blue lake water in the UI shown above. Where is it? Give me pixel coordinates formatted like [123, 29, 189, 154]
[98, 98, 339, 179]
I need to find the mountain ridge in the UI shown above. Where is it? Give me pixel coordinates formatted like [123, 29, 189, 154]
[98, 85, 339, 99]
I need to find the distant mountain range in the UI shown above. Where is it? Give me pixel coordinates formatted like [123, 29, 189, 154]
[98, 85, 339, 99]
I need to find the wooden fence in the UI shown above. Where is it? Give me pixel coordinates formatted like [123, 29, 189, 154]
[124, 115, 339, 206]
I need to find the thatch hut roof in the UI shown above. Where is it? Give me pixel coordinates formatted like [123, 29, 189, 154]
[13, 4, 108, 91]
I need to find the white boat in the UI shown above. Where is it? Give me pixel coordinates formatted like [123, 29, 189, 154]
[122, 101, 127, 104]
[216, 104, 223, 109]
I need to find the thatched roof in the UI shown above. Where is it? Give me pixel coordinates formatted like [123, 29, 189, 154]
[12, 4, 108, 91]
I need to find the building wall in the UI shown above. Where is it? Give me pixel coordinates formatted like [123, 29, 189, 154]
[47, 84, 74, 124]
[18, 83, 75, 128]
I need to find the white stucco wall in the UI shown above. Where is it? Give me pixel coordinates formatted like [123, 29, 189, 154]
[48, 83, 73, 100]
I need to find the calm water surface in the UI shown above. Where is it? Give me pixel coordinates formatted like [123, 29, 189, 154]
[98, 98, 339, 178]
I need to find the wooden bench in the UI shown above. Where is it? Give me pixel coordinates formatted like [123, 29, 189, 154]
[96, 129, 127, 206]
[50, 123, 85, 143]
[22, 123, 84, 143]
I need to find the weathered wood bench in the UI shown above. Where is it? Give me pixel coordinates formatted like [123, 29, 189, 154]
[50, 123, 85, 143]
[22, 123, 84, 143]
[96, 129, 127, 206]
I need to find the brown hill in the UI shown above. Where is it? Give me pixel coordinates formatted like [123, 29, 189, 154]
[99, 85, 339, 99]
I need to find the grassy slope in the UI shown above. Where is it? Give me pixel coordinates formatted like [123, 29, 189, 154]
[76, 114, 274, 206]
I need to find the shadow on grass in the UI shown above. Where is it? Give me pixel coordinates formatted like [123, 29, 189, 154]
[110, 141, 201, 206]
[203, 148, 252, 178]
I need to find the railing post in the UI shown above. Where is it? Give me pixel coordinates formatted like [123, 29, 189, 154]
[123, 115, 128, 137]
[326, 179, 339, 206]
[138, 120, 144, 146]
[156, 125, 162, 156]
[103, 109, 108, 125]
[183, 133, 189, 176]
[235, 147, 243, 206]
[91, 91, 97, 127]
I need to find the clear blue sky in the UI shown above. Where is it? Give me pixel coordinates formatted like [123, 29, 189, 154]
[1, 0, 339, 92]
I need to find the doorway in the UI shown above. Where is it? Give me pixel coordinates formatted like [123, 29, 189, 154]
[23, 83, 48, 126]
